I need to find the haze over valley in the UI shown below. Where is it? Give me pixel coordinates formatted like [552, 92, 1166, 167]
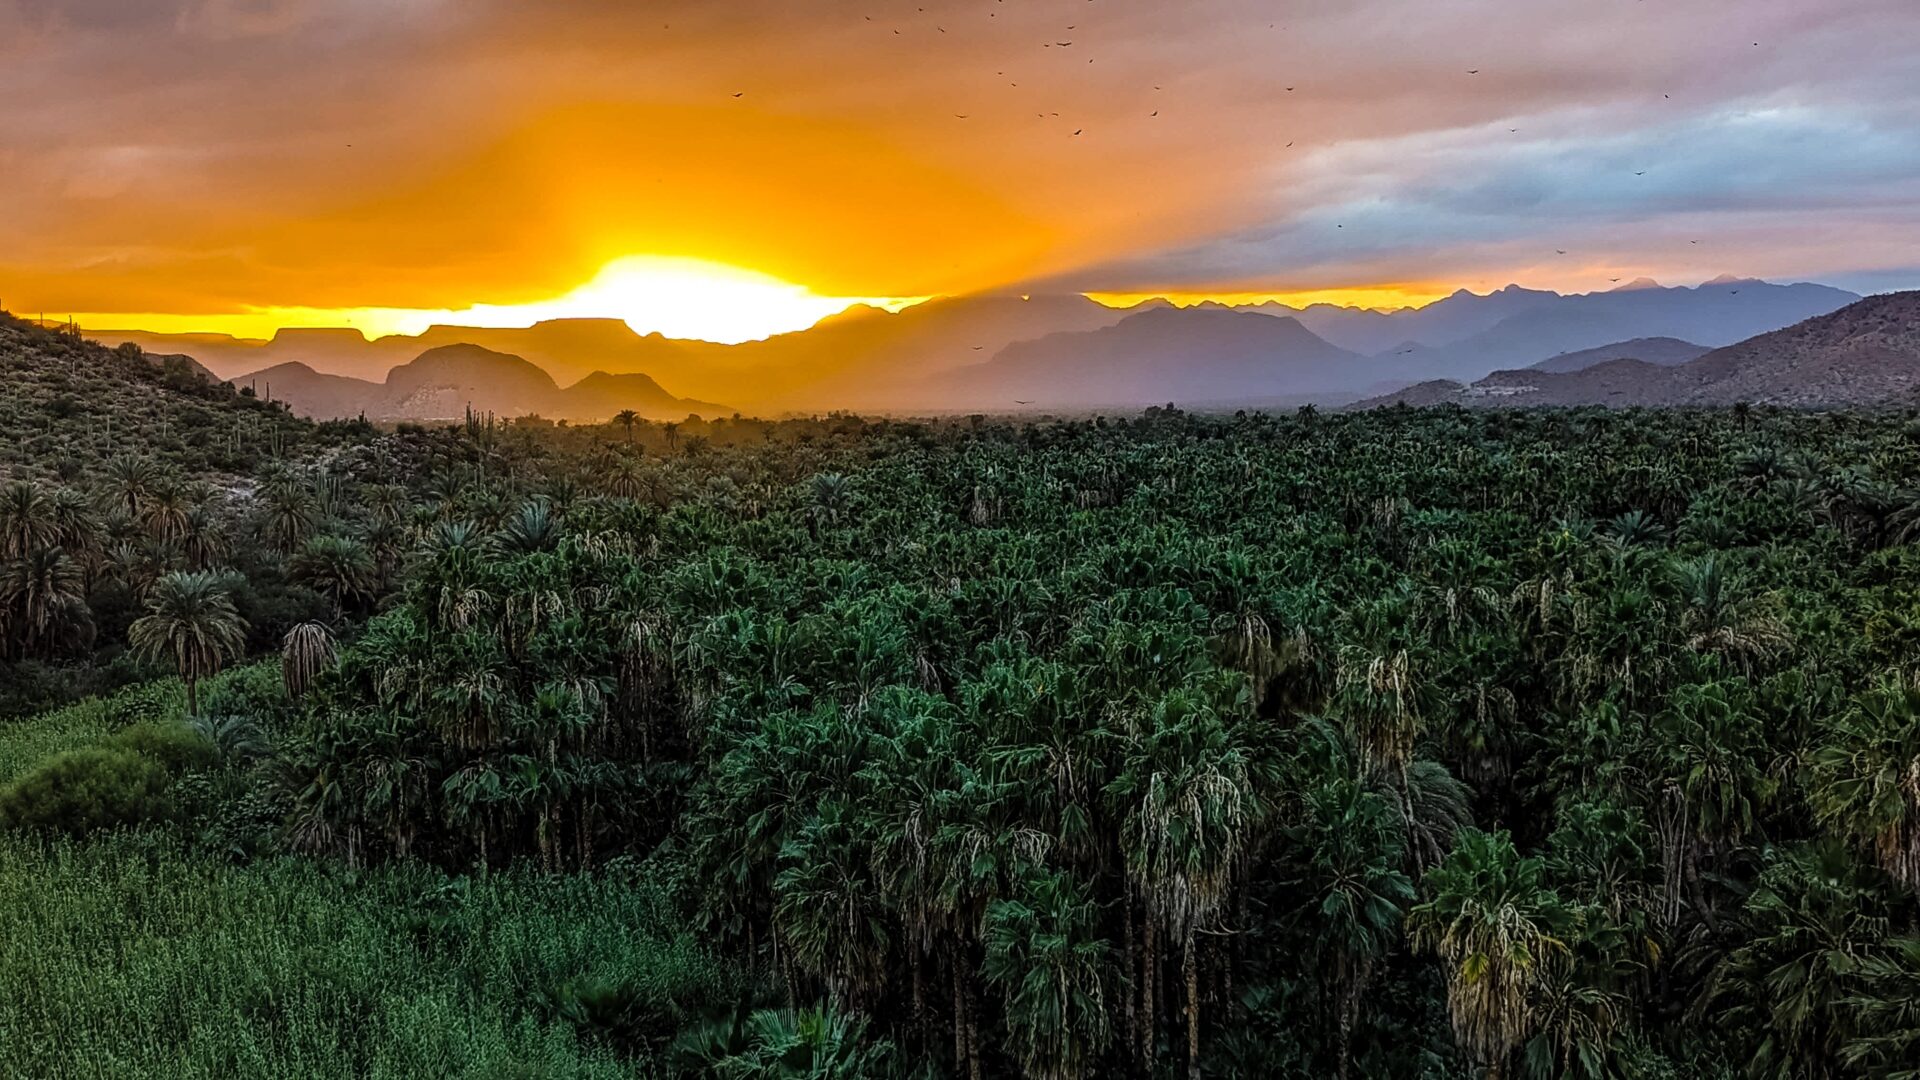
[90, 274, 1887, 418]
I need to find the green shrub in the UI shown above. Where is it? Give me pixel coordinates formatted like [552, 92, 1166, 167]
[106, 721, 217, 771]
[0, 747, 174, 832]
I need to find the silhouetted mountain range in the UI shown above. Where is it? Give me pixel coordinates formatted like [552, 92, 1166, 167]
[1337, 278, 1859, 387]
[237, 344, 729, 422]
[925, 306, 1367, 410]
[91, 277, 1868, 418]
[1231, 278, 1855, 363]
[1353, 291, 1920, 409]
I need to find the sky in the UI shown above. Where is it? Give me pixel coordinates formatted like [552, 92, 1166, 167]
[3, 0, 1918, 342]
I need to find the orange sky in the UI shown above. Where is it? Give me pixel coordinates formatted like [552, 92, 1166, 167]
[3, 0, 1917, 341]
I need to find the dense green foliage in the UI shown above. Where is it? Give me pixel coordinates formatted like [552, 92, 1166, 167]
[8, 324, 1920, 1078]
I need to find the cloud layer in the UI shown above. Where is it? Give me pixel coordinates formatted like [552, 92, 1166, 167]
[3, 0, 1917, 322]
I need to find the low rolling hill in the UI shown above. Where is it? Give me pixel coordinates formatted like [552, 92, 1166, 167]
[235, 344, 729, 422]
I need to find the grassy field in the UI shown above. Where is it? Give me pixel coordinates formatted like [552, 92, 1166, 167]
[0, 676, 742, 1078]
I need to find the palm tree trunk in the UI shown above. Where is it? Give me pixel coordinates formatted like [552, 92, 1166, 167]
[184, 674, 198, 717]
[953, 952, 968, 1078]
[965, 971, 984, 1080]
[1336, 975, 1355, 1080]
[1142, 918, 1157, 1068]
[1184, 927, 1200, 1080]
[1685, 842, 1717, 930]
[911, 950, 926, 1046]
[1123, 898, 1138, 1053]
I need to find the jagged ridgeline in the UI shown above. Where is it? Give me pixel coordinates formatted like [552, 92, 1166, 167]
[0, 312, 315, 484]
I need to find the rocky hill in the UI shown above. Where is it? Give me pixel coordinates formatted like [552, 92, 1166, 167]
[0, 312, 310, 485]
[1527, 337, 1709, 374]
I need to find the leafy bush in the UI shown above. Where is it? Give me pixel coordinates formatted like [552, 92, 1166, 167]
[0, 746, 174, 832]
[106, 721, 217, 771]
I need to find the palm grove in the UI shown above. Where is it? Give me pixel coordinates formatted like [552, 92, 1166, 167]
[3, 311, 1920, 1078]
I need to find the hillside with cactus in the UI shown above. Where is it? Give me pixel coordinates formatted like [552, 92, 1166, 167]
[0, 313, 317, 487]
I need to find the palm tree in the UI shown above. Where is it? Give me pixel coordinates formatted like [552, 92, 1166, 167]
[671, 1004, 905, 1078]
[1655, 678, 1777, 925]
[0, 546, 88, 657]
[613, 409, 640, 446]
[496, 498, 560, 554]
[45, 487, 100, 561]
[1601, 509, 1667, 549]
[178, 504, 229, 571]
[1840, 935, 1920, 1078]
[1668, 556, 1789, 672]
[1290, 721, 1418, 1080]
[0, 479, 53, 559]
[140, 479, 193, 542]
[1809, 682, 1920, 896]
[809, 473, 852, 532]
[263, 483, 316, 554]
[1694, 842, 1891, 1077]
[0, 480, 60, 564]
[104, 454, 156, 521]
[1409, 828, 1576, 1080]
[129, 570, 249, 716]
[282, 621, 338, 698]
[1108, 687, 1268, 1079]
[983, 868, 1113, 1080]
[290, 534, 376, 619]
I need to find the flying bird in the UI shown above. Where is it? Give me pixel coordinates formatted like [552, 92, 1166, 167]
[1467, 69, 1480, 74]
[1013, 399, 1033, 405]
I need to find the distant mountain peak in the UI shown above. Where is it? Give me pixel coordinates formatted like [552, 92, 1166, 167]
[1701, 273, 1762, 287]
[1611, 277, 1663, 292]
[268, 326, 371, 345]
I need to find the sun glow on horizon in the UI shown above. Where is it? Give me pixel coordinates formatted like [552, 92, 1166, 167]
[63, 256, 927, 345]
[57, 263, 1461, 344]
